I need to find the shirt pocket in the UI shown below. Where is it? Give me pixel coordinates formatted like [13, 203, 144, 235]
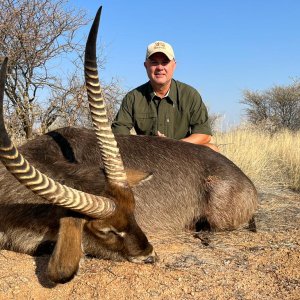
[134, 113, 157, 135]
[173, 108, 191, 139]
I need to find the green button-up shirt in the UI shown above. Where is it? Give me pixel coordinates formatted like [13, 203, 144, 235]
[112, 79, 212, 139]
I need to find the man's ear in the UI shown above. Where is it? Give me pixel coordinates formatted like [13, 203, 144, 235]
[125, 168, 153, 187]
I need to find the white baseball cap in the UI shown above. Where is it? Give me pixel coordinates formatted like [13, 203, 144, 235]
[145, 41, 175, 60]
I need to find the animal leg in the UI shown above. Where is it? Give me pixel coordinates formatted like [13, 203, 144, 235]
[47, 216, 84, 283]
[247, 216, 257, 232]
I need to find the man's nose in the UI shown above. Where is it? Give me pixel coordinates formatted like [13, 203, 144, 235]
[156, 63, 164, 69]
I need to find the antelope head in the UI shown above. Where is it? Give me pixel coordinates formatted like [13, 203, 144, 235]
[0, 6, 156, 283]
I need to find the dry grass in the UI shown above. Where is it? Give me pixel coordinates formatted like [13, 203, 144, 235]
[214, 128, 300, 191]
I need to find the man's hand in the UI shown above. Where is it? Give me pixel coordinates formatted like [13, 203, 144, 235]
[181, 133, 219, 152]
[157, 131, 166, 137]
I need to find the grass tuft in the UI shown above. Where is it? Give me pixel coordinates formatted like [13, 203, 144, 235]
[214, 128, 300, 192]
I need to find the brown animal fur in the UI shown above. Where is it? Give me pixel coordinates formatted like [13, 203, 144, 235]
[47, 217, 84, 283]
[0, 126, 258, 239]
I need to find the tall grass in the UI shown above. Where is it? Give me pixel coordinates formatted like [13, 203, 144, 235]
[214, 128, 300, 192]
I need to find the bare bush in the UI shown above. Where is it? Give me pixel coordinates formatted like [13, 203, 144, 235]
[0, 0, 91, 139]
[0, 0, 126, 139]
[241, 80, 300, 132]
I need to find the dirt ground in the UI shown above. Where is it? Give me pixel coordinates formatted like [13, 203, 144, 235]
[0, 189, 299, 300]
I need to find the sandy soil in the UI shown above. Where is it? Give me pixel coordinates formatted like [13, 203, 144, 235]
[0, 189, 299, 300]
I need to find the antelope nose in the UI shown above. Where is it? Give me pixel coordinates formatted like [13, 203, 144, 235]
[143, 251, 158, 264]
[144, 255, 156, 264]
[127, 250, 158, 264]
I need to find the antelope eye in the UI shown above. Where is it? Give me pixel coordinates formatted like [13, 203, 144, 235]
[98, 227, 126, 238]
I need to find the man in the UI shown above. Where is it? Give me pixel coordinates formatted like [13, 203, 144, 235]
[111, 41, 219, 151]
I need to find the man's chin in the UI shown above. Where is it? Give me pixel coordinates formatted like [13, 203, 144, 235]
[152, 78, 167, 85]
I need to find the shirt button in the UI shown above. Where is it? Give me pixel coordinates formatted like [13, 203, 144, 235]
[166, 118, 170, 123]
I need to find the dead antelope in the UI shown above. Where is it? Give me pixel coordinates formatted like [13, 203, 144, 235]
[0, 7, 258, 283]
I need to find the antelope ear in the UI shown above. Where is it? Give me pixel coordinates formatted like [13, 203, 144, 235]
[125, 168, 153, 187]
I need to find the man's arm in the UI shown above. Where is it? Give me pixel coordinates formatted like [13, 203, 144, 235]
[181, 133, 211, 144]
[157, 131, 219, 151]
[111, 94, 134, 135]
[183, 90, 219, 151]
[181, 133, 219, 151]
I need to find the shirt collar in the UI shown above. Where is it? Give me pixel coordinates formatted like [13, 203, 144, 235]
[147, 79, 177, 103]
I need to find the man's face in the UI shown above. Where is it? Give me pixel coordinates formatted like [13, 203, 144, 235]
[144, 52, 176, 88]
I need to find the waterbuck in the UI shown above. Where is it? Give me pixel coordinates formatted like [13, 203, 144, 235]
[0, 7, 257, 283]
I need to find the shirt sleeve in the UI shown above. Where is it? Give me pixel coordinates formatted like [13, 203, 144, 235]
[189, 91, 212, 136]
[111, 93, 134, 135]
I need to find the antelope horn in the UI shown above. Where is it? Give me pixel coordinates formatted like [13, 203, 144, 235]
[84, 6, 128, 187]
[0, 57, 115, 219]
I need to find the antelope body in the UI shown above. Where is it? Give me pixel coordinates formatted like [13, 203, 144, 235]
[0, 7, 257, 283]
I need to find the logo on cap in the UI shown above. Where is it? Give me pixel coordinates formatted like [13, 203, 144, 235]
[154, 42, 166, 49]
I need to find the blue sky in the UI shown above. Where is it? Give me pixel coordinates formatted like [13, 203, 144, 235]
[69, 0, 300, 127]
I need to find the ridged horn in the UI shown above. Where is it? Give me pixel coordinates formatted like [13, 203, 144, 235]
[84, 6, 128, 187]
[0, 57, 115, 219]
